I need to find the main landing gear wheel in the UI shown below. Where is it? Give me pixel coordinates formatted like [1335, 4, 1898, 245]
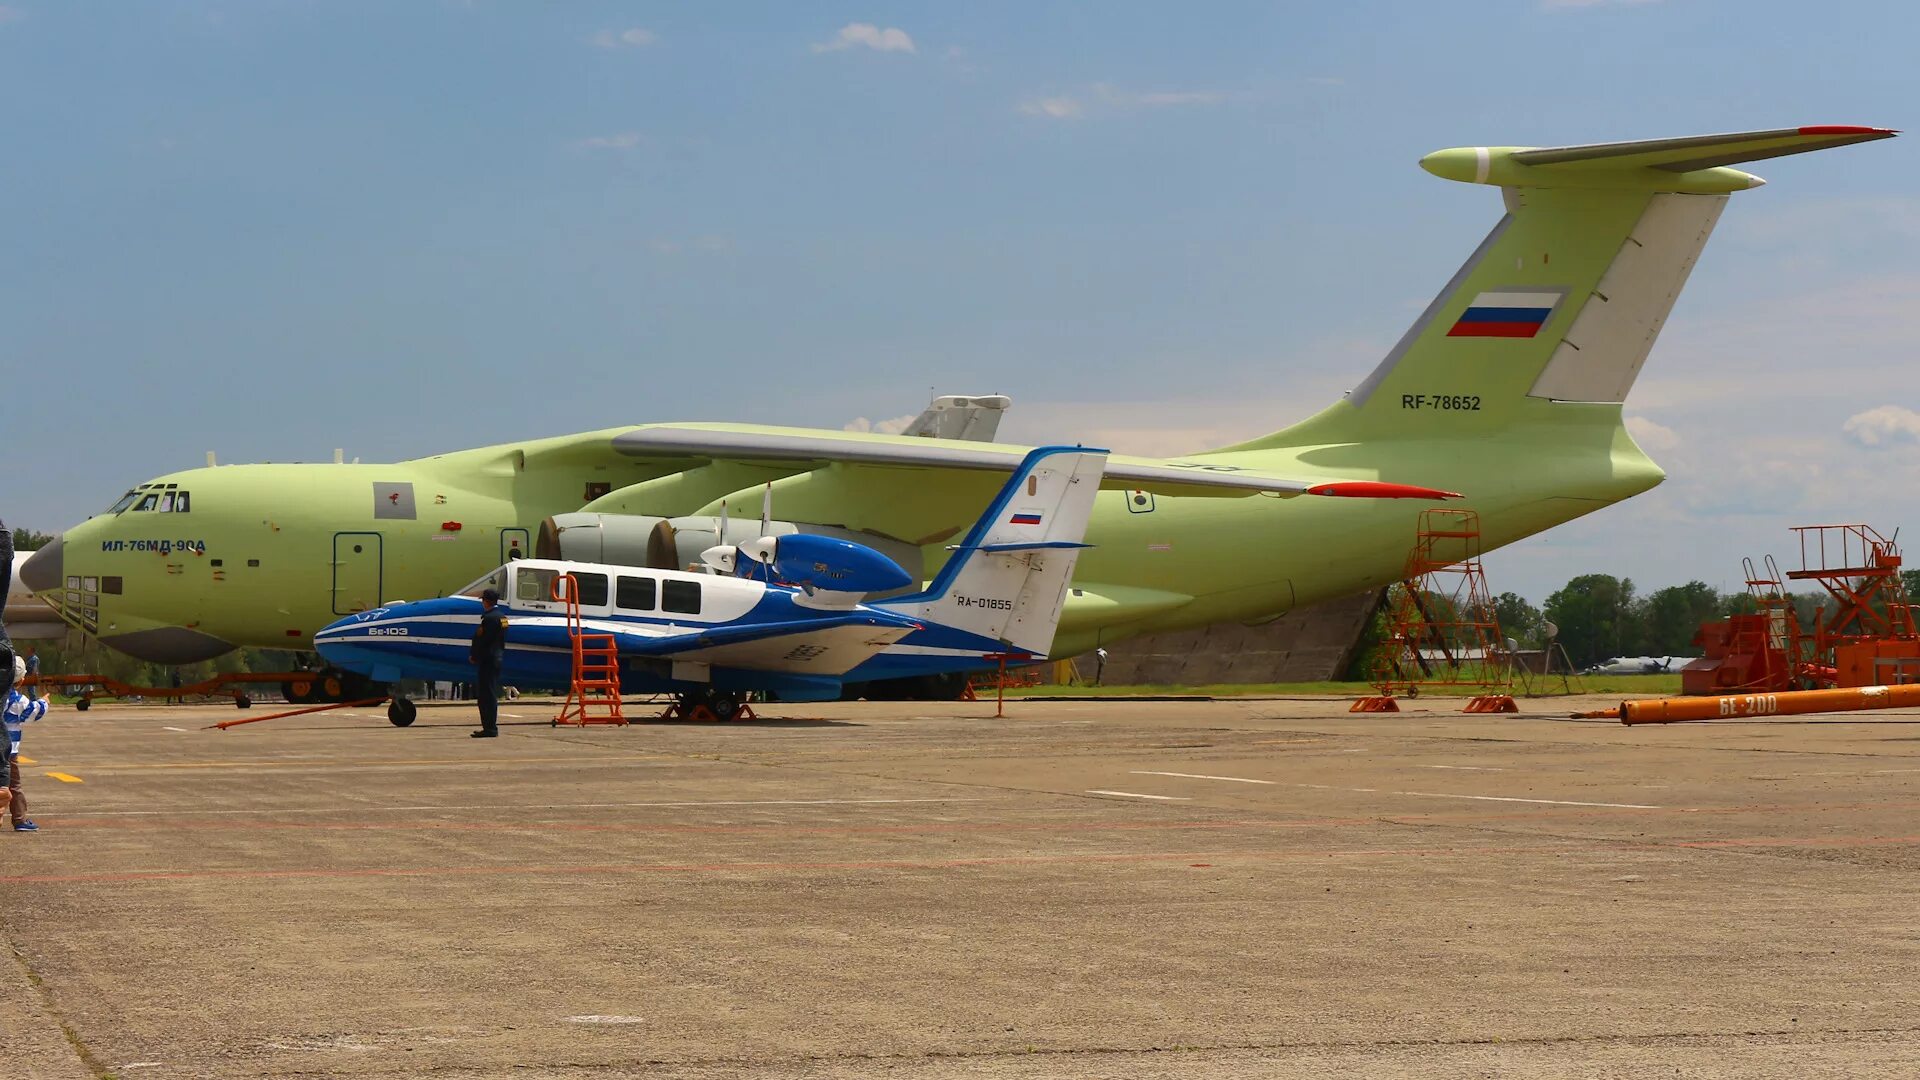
[387, 698, 418, 728]
[707, 691, 745, 721]
[282, 677, 318, 705]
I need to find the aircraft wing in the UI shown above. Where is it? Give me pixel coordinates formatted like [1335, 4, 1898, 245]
[597, 421, 1457, 547]
[605, 612, 919, 676]
[610, 423, 1451, 500]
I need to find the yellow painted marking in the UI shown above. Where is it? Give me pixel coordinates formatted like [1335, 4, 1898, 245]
[46, 772, 84, 784]
[15, 756, 35, 765]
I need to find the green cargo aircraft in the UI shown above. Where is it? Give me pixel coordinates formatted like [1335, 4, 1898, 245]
[20, 126, 1895, 698]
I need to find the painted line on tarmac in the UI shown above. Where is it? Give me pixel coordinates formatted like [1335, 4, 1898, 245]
[46, 772, 83, 784]
[64, 797, 997, 818]
[1390, 790, 1659, 809]
[1086, 790, 1191, 801]
[162, 727, 188, 733]
[1275, 780, 1658, 809]
[14, 756, 33, 765]
[21, 833, 1918, 885]
[1419, 765, 1507, 772]
[1132, 771, 1276, 785]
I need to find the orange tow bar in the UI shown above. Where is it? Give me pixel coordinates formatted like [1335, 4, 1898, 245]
[1580, 684, 1920, 725]
[208, 698, 389, 730]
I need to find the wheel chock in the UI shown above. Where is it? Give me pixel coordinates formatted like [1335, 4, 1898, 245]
[1350, 696, 1400, 712]
[1463, 694, 1519, 714]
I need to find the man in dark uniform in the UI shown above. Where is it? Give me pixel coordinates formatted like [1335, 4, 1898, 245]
[469, 587, 508, 738]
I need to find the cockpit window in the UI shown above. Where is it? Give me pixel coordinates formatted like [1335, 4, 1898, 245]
[457, 568, 509, 600]
[133, 493, 160, 512]
[108, 491, 138, 514]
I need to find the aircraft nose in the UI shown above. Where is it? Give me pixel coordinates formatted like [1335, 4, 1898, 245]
[18, 537, 61, 595]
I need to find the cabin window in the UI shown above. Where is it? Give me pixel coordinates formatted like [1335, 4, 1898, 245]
[584, 481, 612, 501]
[571, 572, 609, 607]
[515, 567, 558, 603]
[661, 579, 702, 615]
[617, 575, 656, 611]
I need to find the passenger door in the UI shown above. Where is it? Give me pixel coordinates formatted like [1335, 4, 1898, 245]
[332, 532, 384, 615]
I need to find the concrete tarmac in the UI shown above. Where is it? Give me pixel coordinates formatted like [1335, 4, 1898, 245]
[3, 694, 1918, 1078]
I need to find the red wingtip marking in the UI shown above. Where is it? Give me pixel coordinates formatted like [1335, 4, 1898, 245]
[1797, 125, 1898, 136]
[1306, 482, 1464, 501]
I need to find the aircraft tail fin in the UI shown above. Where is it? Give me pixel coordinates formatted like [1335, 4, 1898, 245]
[881, 446, 1107, 657]
[1215, 126, 1896, 451]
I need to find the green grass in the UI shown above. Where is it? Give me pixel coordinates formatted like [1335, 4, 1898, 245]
[1005, 673, 1682, 698]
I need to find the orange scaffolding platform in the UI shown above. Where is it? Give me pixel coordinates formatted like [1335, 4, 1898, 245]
[552, 573, 627, 727]
[1354, 509, 1515, 714]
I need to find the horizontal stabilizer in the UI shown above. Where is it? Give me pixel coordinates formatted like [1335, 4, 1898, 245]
[1511, 126, 1897, 173]
[1421, 125, 1897, 193]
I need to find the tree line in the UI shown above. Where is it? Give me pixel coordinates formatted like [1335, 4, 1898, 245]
[1494, 571, 1920, 669]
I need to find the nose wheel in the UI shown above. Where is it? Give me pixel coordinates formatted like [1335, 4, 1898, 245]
[386, 698, 417, 727]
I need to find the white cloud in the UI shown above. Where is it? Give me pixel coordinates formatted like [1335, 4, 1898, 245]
[1624, 416, 1680, 452]
[812, 23, 915, 54]
[1017, 96, 1083, 120]
[575, 132, 642, 150]
[1843, 405, 1920, 448]
[1018, 83, 1227, 120]
[591, 27, 656, 49]
[1096, 84, 1224, 107]
[843, 414, 918, 435]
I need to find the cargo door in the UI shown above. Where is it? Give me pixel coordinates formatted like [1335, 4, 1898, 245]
[332, 532, 384, 615]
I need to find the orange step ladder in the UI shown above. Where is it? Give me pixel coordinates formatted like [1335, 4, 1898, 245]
[552, 573, 627, 727]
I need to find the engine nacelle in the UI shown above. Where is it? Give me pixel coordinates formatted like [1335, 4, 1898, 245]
[736, 533, 914, 595]
[538, 513, 926, 587]
[536, 513, 672, 565]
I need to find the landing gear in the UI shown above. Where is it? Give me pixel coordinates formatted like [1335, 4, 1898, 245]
[660, 689, 755, 723]
[387, 698, 417, 727]
[281, 669, 382, 705]
[281, 675, 320, 705]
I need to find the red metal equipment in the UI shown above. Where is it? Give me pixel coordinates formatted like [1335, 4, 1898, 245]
[1686, 526, 1918, 695]
[552, 573, 627, 727]
[1360, 509, 1516, 713]
[1788, 524, 1916, 685]
[1681, 556, 1802, 695]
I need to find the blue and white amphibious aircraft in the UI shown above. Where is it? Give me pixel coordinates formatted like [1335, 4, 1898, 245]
[315, 446, 1106, 723]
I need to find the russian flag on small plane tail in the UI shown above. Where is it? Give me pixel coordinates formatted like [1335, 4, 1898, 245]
[1447, 289, 1565, 338]
[1009, 511, 1044, 526]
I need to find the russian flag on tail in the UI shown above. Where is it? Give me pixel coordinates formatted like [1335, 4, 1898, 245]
[1447, 289, 1565, 338]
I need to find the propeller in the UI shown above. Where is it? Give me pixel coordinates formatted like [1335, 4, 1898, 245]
[699, 481, 779, 578]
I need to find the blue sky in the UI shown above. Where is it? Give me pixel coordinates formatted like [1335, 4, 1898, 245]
[4, 1, 1916, 601]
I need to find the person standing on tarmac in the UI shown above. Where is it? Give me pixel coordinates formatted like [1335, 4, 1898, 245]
[5, 655, 46, 832]
[468, 588, 507, 738]
[0, 518, 16, 701]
